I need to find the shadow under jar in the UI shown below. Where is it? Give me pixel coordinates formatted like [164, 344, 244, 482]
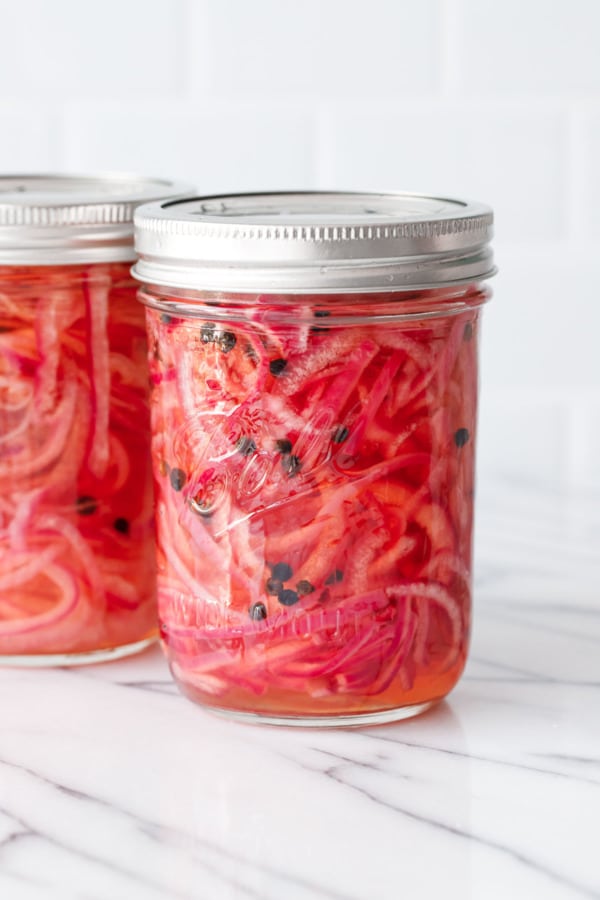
[0, 174, 189, 665]
[133, 191, 496, 725]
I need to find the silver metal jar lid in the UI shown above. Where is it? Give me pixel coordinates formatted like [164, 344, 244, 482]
[132, 191, 495, 293]
[0, 174, 192, 265]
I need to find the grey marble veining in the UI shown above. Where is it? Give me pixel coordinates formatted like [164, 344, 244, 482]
[0, 478, 598, 900]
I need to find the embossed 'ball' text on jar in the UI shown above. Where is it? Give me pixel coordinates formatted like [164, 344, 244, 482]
[133, 192, 496, 725]
[0, 175, 189, 665]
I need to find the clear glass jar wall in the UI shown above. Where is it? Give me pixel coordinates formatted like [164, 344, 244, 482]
[140, 284, 489, 722]
[0, 263, 157, 659]
[0, 174, 188, 664]
[133, 190, 495, 724]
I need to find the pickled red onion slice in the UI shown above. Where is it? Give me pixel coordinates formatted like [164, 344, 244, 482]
[147, 289, 482, 711]
[0, 264, 157, 656]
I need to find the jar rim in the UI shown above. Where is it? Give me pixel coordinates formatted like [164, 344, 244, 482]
[133, 190, 496, 293]
[138, 281, 491, 327]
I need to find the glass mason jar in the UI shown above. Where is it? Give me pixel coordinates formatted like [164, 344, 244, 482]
[0, 174, 189, 665]
[133, 192, 495, 725]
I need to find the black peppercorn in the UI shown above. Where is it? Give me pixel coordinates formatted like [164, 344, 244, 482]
[296, 580, 315, 595]
[332, 425, 349, 444]
[278, 588, 300, 607]
[266, 578, 283, 595]
[325, 569, 344, 585]
[271, 562, 293, 582]
[282, 454, 301, 476]
[454, 428, 470, 448]
[200, 322, 216, 343]
[169, 467, 187, 491]
[269, 358, 288, 376]
[236, 436, 257, 456]
[219, 331, 237, 353]
[249, 602, 268, 621]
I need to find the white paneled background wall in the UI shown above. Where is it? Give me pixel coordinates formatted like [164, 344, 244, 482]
[0, 0, 598, 488]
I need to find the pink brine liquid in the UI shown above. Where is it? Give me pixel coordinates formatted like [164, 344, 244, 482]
[0, 264, 157, 657]
[144, 286, 485, 719]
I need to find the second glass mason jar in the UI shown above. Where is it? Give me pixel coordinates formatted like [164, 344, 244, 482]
[0, 174, 189, 664]
[133, 191, 495, 725]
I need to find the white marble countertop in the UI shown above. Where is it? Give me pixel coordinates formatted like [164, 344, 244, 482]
[0, 478, 599, 900]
